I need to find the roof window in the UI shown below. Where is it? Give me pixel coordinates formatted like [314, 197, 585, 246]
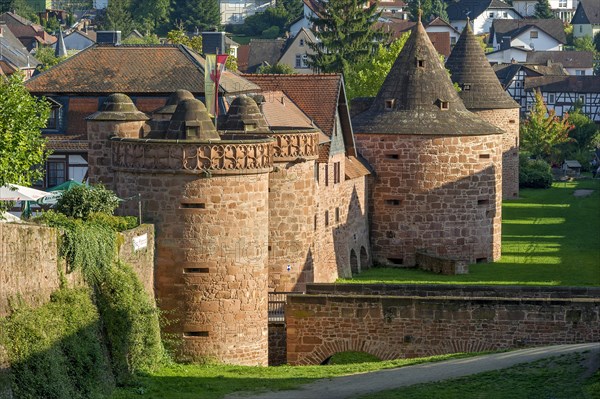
[417, 59, 425, 68]
[462, 83, 471, 91]
[438, 100, 449, 111]
[385, 99, 395, 110]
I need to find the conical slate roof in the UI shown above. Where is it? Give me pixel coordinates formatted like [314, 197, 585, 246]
[223, 95, 270, 133]
[166, 99, 220, 140]
[86, 93, 149, 121]
[446, 23, 518, 110]
[154, 89, 195, 115]
[352, 20, 503, 136]
[55, 28, 67, 58]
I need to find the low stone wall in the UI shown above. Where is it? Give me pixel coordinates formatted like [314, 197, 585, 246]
[304, 283, 600, 299]
[286, 288, 600, 365]
[415, 251, 468, 275]
[269, 322, 287, 366]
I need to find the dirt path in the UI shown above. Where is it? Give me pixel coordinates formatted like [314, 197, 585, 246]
[226, 343, 600, 399]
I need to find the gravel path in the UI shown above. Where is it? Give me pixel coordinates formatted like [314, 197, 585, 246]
[226, 343, 600, 399]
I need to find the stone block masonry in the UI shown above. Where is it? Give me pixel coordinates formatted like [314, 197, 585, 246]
[415, 251, 469, 275]
[285, 286, 600, 365]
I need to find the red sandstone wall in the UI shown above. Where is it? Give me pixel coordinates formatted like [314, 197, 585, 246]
[355, 134, 502, 265]
[286, 294, 600, 365]
[314, 154, 370, 282]
[474, 108, 520, 199]
[114, 169, 270, 366]
[268, 160, 317, 292]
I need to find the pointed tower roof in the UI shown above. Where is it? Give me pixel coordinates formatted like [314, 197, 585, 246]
[446, 22, 518, 110]
[166, 99, 219, 141]
[55, 28, 67, 58]
[223, 95, 270, 133]
[352, 20, 503, 136]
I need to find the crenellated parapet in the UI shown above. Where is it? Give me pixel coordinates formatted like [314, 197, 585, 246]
[111, 136, 274, 175]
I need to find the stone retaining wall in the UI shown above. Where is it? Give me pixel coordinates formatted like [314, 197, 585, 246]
[285, 288, 600, 365]
[269, 322, 287, 366]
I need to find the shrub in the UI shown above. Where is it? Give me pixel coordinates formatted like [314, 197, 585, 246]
[88, 212, 138, 232]
[56, 185, 120, 220]
[520, 155, 553, 189]
[0, 288, 115, 399]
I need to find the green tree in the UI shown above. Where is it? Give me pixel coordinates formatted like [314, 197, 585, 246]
[520, 90, 573, 162]
[0, 73, 50, 188]
[34, 46, 65, 70]
[345, 32, 410, 100]
[167, 28, 203, 52]
[407, 0, 448, 22]
[307, 0, 386, 73]
[130, 0, 169, 34]
[121, 33, 161, 44]
[534, 0, 555, 19]
[574, 35, 596, 53]
[171, 0, 221, 33]
[256, 63, 296, 74]
[241, 6, 289, 37]
[97, 0, 136, 37]
[278, 0, 303, 25]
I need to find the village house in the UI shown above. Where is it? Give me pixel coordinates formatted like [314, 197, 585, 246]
[446, 0, 521, 35]
[0, 12, 56, 51]
[489, 19, 567, 51]
[524, 75, 600, 122]
[513, 0, 580, 22]
[53, 29, 96, 52]
[571, 0, 600, 39]
[0, 25, 40, 79]
[525, 51, 594, 76]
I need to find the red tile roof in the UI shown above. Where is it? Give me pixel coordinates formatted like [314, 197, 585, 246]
[25, 44, 258, 95]
[260, 91, 314, 128]
[345, 156, 371, 180]
[242, 74, 342, 137]
[44, 135, 88, 152]
[427, 31, 451, 58]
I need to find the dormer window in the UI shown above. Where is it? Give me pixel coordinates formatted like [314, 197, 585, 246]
[417, 59, 425, 68]
[462, 83, 471, 91]
[437, 100, 449, 110]
[385, 99, 395, 110]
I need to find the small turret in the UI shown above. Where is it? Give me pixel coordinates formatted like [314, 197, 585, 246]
[223, 95, 270, 133]
[166, 99, 219, 140]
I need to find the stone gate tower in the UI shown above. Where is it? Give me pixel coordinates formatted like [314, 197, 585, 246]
[352, 20, 505, 266]
[446, 23, 521, 199]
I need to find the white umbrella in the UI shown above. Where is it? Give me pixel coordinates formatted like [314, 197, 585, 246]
[0, 212, 22, 223]
[0, 184, 50, 201]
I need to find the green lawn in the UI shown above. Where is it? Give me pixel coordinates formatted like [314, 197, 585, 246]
[359, 352, 600, 399]
[340, 179, 600, 286]
[110, 353, 470, 399]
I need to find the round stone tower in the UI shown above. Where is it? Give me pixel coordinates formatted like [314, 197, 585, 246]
[446, 22, 521, 199]
[105, 97, 274, 365]
[223, 96, 321, 292]
[86, 93, 149, 189]
[352, 20, 504, 266]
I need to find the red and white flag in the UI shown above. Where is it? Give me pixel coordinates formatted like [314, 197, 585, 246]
[204, 54, 229, 117]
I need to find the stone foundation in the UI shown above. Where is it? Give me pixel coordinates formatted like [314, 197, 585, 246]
[415, 251, 469, 275]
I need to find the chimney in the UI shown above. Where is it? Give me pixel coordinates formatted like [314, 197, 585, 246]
[501, 36, 511, 50]
[96, 30, 121, 45]
[202, 31, 226, 55]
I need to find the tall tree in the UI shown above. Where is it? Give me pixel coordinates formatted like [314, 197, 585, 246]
[520, 90, 573, 162]
[407, 0, 447, 22]
[171, 0, 221, 33]
[278, 0, 303, 25]
[130, 0, 169, 34]
[534, 0, 554, 19]
[97, 0, 136, 36]
[345, 32, 410, 100]
[0, 73, 50, 188]
[307, 0, 386, 73]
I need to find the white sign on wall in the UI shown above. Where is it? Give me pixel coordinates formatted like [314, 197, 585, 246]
[133, 234, 148, 251]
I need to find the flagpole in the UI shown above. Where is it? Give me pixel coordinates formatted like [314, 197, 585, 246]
[214, 47, 219, 130]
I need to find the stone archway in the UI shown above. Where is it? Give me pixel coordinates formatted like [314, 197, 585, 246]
[360, 246, 369, 269]
[350, 249, 359, 275]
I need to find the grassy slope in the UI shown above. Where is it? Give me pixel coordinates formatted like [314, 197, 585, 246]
[110, 353, 471, 399]
[359, 352, 600, 399]
[340, 179, 600, 286]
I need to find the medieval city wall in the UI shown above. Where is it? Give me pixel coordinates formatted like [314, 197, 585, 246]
[285, 286, 600, 365]
[473, 108, 520, 199]
[355, 133, 503, 266]
[111, 139, 273, 366]
[0, 223, 155, 317]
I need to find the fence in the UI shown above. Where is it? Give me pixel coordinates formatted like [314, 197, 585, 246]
[268, 292, 298, 322]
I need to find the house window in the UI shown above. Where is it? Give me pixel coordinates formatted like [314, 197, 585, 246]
[325, 164, 329, 186]
[516, 81, 522, 87]
[325, 210, 329, 227]
[559, 0, 566, 7]
[299, 38, 305, 46]
[315, 164, 319, 183]
[295, 54, 302, 68]
[503, 12, 508, 17]
[335, 207, 340, 223]
[548, 93, 555, 104]
[489, 12, 494, 18]
[47, 160, 66, 187]
[530, 31, 538, 39]
[579, 95, 585, 104]
[301, 54, 309, 68]
[46, 108, 59, 129]
[576, 70, 585, 76]
[333, 162, 341, 184]
[451, 36, 457, 45]
[579, 25, 582, 33]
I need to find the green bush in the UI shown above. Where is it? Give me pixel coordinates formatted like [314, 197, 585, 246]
[520, 155, 553, 189]
[88, 212, 138, 232]
[0, 288, 114, 399]
[56, 185, 120, 220]
[261, 26, 280, 39]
